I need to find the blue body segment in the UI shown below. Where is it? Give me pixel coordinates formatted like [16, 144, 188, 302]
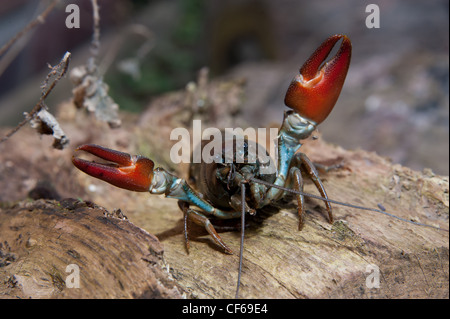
[160, 173, 242, 219]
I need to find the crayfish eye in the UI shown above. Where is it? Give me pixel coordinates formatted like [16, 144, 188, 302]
[216, 164, 230, 180]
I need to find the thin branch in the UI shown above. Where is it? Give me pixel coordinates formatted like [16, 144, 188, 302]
[90, 0, 101, 60]
[0, 0, 60, 58]
[42, 51, 71, 100]
[0, 52, 71, 145]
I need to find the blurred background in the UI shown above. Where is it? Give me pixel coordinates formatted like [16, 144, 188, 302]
[0, 0, 448, 174]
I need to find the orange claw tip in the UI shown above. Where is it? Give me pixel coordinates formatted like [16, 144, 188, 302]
[72, 144, 154, 192]
[284, 34, 352, 124]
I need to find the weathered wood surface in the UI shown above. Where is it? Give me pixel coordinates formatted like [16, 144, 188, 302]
[0, 79, 448, 298]
[0, 199, 182, 299]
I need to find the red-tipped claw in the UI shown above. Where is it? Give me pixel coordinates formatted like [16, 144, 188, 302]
[284, 34, 352, 124]
[72, 144, 154, 192]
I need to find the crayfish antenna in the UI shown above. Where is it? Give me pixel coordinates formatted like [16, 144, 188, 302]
[235, 181, 247, 299]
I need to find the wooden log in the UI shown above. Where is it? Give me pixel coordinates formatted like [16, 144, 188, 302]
[0, 78, 448, 298]
[0, 199, 182, 299]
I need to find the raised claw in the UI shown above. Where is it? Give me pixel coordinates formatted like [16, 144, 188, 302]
[284, 34, 352, 124]
[72, 144, 154, 192]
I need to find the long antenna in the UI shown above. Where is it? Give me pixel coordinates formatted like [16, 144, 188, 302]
[232, 176, 447, 298]
[249, 177, 448, 232]
[235, 181, 246, 299]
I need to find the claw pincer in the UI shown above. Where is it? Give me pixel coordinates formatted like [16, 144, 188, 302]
[284, 34, 351, 124]
[72, 144, 154, 192]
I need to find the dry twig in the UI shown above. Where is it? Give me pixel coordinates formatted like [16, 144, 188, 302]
[0, 52, 71, 149]
[70, 0, 121, 128]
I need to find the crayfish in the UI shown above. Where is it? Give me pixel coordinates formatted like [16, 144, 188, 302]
[72, 35, 444, 298]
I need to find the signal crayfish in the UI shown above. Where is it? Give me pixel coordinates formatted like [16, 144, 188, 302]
[72, 34, 448, 298]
